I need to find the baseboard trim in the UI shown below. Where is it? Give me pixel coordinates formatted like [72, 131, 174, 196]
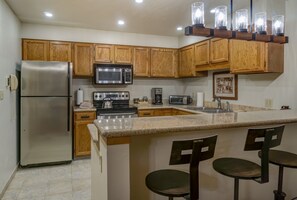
[0, 164, 19, 199]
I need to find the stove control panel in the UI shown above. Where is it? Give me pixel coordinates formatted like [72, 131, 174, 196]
[93, 91, 130, 101]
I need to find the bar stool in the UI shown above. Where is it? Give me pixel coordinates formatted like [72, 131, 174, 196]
[145, 135, 218, 200]
[262, 149, 297, 200]
[213, 125, 285, 200]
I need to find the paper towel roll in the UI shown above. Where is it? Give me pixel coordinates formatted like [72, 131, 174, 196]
[76, 88, 84, 106]
[196, 92, 204, 107]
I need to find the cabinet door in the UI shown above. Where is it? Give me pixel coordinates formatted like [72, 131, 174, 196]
[114, 45, 133, 64]
[73, 43, 93, 76]
[94, 44, 114, 63]
[49, 41, 72, 62]
[133, 47, 150, 77]
[154, 109, 172, 116]
[74, 120, 93, 157]
[230, 40, 265, 73]
[210, 38, 229, 63]
[194, 40, 210, 66]
[150, 48, 177, 77]
[22, 39, 49, 61]
[179, 45, 195, 77]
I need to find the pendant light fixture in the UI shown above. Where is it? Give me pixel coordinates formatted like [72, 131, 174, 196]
[185, 0, 288, 44]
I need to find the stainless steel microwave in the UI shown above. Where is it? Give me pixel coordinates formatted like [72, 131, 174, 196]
[94, 64, 133, 85]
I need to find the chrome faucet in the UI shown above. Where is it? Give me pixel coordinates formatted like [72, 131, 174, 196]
[213, 97, 222, 110]
[226, 101, 231, 112]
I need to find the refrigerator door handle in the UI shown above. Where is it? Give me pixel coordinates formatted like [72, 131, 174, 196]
[67, 97, 70, 132]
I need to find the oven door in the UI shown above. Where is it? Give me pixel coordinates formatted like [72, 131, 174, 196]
[97, 112, 138, 119]
[95, 68, 123, 84]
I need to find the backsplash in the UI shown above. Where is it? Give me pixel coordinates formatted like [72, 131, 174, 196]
[72, 78, 185, 102]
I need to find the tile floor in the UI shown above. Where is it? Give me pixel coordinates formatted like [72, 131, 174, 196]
[1, 159, 91, 200]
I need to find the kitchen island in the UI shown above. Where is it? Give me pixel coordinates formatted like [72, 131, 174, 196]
[90, 107, 297, 200]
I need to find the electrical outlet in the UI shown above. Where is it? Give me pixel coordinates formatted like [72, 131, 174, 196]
[0, 90, 4, 101]
[265, 98, 273, 108]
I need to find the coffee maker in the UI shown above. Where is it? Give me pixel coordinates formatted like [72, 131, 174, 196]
[151, 88, 163, 105]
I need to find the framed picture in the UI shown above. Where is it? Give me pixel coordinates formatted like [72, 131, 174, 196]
[213, 72, 238, 100]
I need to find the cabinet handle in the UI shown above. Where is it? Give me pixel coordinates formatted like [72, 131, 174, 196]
[81, 115, 90, 119]
[143, 113, 151, 116]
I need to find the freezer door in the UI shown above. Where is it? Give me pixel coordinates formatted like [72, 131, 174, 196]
[20, 97, 72, 166]
[21, 61, 71, 96]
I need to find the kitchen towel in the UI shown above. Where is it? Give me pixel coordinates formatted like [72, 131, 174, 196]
[76, 88, 84, 105]
[196, 92, 204, 107]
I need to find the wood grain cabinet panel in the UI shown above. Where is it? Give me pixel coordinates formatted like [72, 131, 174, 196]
[114, 45, 133, 64]
[133, 47, 150, 77]
[194, 40, 210, 66]
[49, 41, 72, 62]
[179, 45, 195, 77]
[74, 111, 96, 157]
[22, 39, 49, 61]
[150, 48, 177, 78]
[73, 43, 93, 76]
[94, 44, 114, 63]
[230, 40, 284, 74]
[210, 38, 229, 63]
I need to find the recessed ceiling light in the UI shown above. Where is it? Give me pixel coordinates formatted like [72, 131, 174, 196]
[210, 9, 216, 14]
[44, 12, 53, 18]
[118, 20, 125, 25]
[177, 27, 183, 31]
[135, 0, 143, 3]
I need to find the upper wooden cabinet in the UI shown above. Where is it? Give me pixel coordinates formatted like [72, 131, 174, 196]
[133, 47, 150, 77]
[49, 41, 72, 62]
[23, 39, 49, 61]
[114, 45, 133, 64]
[150, 48, 178, 78]
[94, 44, 114, 63]
[210, 38, 229, 63]
[230, 40, 284, 73]
[179, 45, 195, 77]
[194, 40, 210, 66]
[73, 43, 93, 76]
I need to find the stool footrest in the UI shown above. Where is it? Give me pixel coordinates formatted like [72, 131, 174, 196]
[274, 190, 286, 200]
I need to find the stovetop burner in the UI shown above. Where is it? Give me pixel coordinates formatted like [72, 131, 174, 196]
[93, 91, 138, 117]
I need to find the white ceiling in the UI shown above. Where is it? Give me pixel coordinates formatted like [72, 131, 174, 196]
[6, 0, 257, 36]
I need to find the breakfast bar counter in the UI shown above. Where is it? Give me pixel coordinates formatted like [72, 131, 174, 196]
[91, 108, 297, 200]
[94, 109, 297, 138]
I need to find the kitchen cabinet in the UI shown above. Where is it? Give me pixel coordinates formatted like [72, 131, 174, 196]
[74, 111, 96, 157]
[94, 44, 114, 63]
[49, 41, 72, 62]
[114, 45, 133, 64]
[210, 38, 229, 64]
[73, 43, 94, 76]
[138, 108, 195, 117]
[22, 39, 49, 61]
[133, 47, 150, 77]
[150, 48, 178, 78]
[179, 45, 195, 77]
[194, 40, 210, 67]
[230, 40, 284, 73]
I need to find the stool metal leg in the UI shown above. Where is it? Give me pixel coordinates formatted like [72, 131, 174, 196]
[169, 197, 173, 200]
[274, 166, 286, 200]
[234, 178, 239, 200]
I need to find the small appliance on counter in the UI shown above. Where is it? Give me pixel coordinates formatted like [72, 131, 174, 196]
[151, 88, 163, 105]
[169, 95, 193, 105]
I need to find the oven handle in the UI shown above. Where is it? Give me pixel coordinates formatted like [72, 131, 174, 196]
[99, 112, 137, 116]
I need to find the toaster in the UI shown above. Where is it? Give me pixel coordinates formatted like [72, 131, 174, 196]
[169, 95, 193, 105]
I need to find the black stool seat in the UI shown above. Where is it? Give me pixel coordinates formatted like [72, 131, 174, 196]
[213, 158, 261, 179]
[146, 169, 189, 197]
[269, 150, 297, 168]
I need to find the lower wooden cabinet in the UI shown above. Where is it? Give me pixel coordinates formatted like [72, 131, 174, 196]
[138, 108, 194, 117]
[74, 111, 96, 157]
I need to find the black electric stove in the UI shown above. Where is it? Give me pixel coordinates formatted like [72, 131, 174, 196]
[93, 91, 138, 119]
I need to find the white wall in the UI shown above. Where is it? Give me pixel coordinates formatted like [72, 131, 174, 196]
[181, 0, 297, 109]
[0, 0, 21, 195]
[21, 23, 179, 48]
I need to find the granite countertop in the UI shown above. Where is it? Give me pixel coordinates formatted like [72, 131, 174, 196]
[73, 106, 96, 112]
[94, 109, 297, 138]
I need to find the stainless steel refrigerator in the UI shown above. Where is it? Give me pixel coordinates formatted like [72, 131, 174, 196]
[20, 61, 72, 166]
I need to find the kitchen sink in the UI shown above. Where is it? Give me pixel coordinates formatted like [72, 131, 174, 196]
[185, 106, 233, 113]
